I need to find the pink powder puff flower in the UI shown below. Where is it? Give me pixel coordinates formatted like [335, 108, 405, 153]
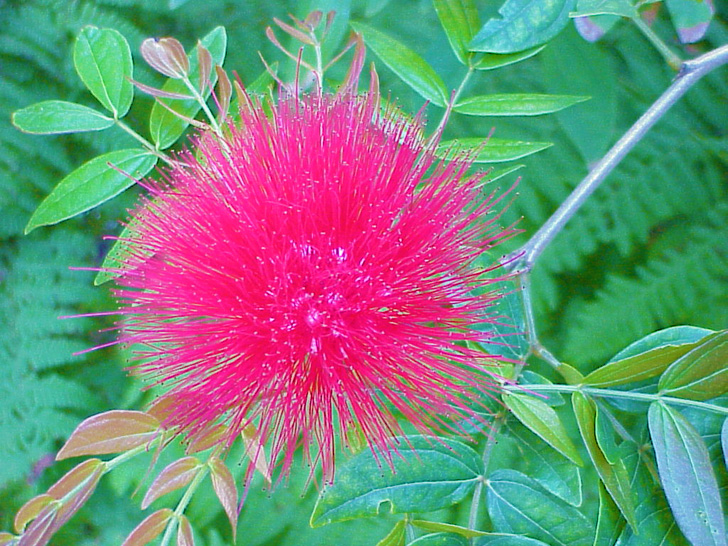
[111, 87, 515, 484]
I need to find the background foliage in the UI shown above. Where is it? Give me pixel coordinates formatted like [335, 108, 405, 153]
[1, 0, 726, 544]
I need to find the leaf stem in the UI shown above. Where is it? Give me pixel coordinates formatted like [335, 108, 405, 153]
[181, 75, 223, 137]
[503, 44, 728, 275]
[468, 413, 505, 542]
[631, 15, 682, 71]
[505, 384, 728, 415]
[429, 66, 474, 144]
[114, 119, 174, 166]
[159, 465, 210, 546]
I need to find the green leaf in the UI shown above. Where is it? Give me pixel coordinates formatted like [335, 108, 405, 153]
[454, 94, 588, 116]
[504, 392, 583, 466]
[664, 0, 715, 43]
[411, 520, 487, 538]
[476, 536, 552, 545]
[433, 0, 480, 65]
[472, 46, 546, 70]
[722, 419, 728, 469]
[149, 27, 227, 150]
[377, 520, 406, 546]
[73, 26, 133, 118]
[593, 482, 624, 546]
[436, 138, 552, 163]
[504, 422, 583, 506]
[648, 403, 727, 546]
[410, 534, 468, 546]
[350, 22, 448, 107]
[469, 0, 576, 54]
[616, 447, 690, 546]
[486, 469, 592, 545]
[310, 436, 482, 527]
[584, 326, 715, 387]
[659, 330, 728, 401]
[572, 392, 637, 531]
[12, 101, 114, 134]
[25, 149, 158, 233]
[571, 0, 637, 18]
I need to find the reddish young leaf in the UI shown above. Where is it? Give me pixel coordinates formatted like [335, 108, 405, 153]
[14, 495, 54, 534]
[57, 410, 159, 459]
[208, 457, 238, 541]
[0, 532, 16, 546]
[304, 10, 324, 30]
[121, 509, 173, 546]
[129, 79, 194, 100]
[241, 425, 272, 484]
[177, 516, 195, 546]
[54, 465, 104, 528]
[140, 38, 189, 79]
[273, 17, 316, 45]
[197, 45, 213, 92]
[185, 424, 227, 455]
[47, 459, 104, 500]
[17, 505, 58, 546]
[142, 456, 200, 509]
[147, 396, 176, 423]
[214, 66, 232, 122]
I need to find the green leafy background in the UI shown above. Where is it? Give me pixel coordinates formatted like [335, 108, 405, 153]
[1, 0, 726, 544]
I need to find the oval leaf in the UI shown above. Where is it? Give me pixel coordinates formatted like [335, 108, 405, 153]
[142, 456, 200, 509]
[57, 410, 159, 459]
[505, 392, 582, 465]
[74, 26, 134, 117]
[311, 436, 482, 527]
[436, 137, 552, 163]
[209, 457, 238, 541]
[121, 509, 173, 546]
[54, 464, 104, 528]
[472, 46, 546, 70]
[149, 27, 227, 150]
[177, 515, 195, 546]
[585, 326, 715, 387]
[350, 22, 448, 107]
[659, 330, 728, 401]
[25, 149, 158, 233]
[648, 403, 726, 546]
[17, 505, 58, 546]
[469, 0, 576, 53]
[454, 94, 588, 116]
[12, 101, 114, 134]
[15, 494, 55, 534]
[486, 469, 592, 545]
[433, 0, 480, 65]
[47, 459, 104, 499]
[572, 393, 637, 531]
[664, 0, 715, 43]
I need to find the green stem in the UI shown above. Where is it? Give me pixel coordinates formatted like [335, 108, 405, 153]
[181, 75, 222, 137]
[159, 465, 210, 546]
[429, 67, 474, 144]
[114, 120, 174, 165]
[104, 436, 162, 472]
[506, 384, 728, 415]
[631, 15, 682, 71]
[468, 413, 505, 543]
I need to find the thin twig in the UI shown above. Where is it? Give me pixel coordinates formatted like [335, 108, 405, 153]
[503, 44, 728, 275]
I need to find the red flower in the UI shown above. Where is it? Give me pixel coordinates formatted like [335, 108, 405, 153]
[113, 91, 512, 482]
